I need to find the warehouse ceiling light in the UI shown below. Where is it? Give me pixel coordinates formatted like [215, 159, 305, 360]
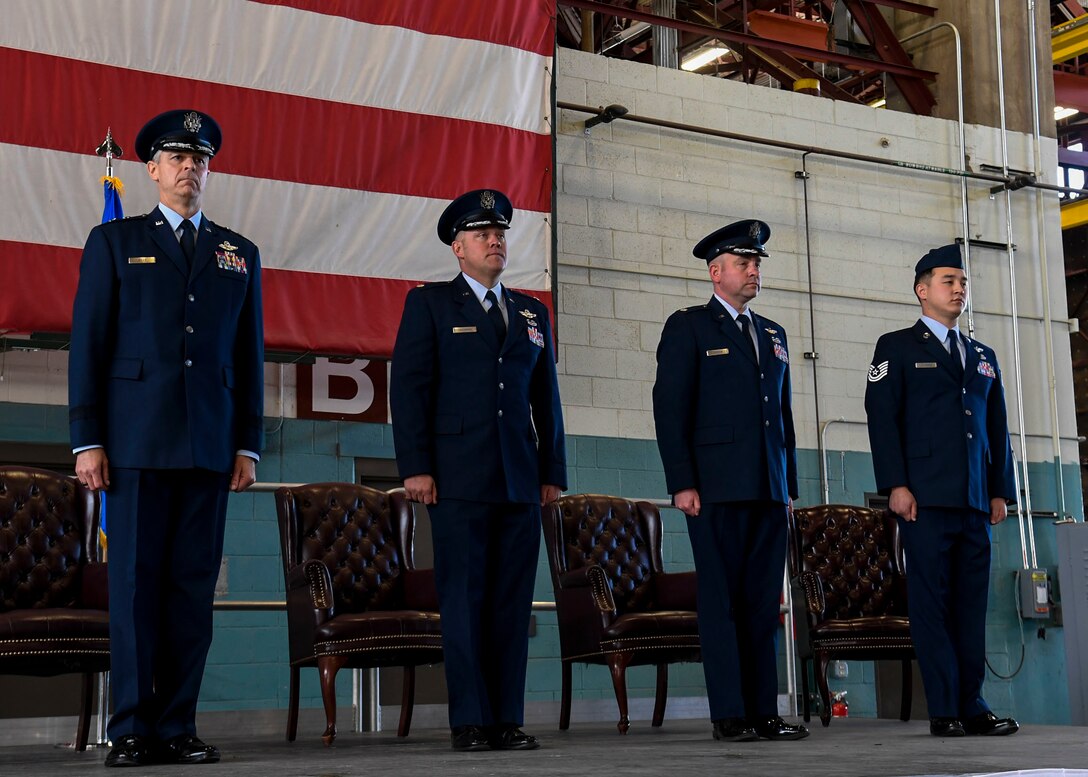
[682, 43, 730, 71]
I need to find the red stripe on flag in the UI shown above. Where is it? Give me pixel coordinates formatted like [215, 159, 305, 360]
[0, 241, 82, 333]
[0, 242, 554, 357]
[249, 0, 556, 56]
[1, 48, 551, 212]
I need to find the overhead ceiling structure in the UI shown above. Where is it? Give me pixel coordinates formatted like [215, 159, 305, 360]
[557, 0, 938, 114]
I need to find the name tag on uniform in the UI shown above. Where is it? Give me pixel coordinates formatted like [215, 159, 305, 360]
[128, 256, 156, 264]
[452, 326, 477, 334]
[705, 348, 729, 356]
[915, 362, 937, 368]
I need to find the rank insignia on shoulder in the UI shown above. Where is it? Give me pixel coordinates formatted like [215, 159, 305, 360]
[977, 361, 996, 378]
[154, 220, 165, 226]
[867, 361, 889, 382]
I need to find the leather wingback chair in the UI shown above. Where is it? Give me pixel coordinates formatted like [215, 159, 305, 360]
[0, 466, 109, 751]
[276, 483, 442, 745]
[543, 494, 701, 734]
[788, 504, 914, 726]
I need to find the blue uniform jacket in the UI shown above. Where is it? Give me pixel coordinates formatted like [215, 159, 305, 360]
[653, 297, 797, 504]
[68, 211, 264, 473]
[864, 320, 1016, 512]
[390, 274, 566, 504]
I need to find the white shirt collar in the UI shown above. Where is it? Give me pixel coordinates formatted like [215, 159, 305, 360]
[920, 315, 960, 343]
[714, 293, 751, 323]
[157, 202, 203, 234]
[461, 272, 503, 308]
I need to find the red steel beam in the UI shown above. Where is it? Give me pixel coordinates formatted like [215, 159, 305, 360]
[1056, 71, 1088, 114]
[842, 0, 936, 115]
[561, 0, 938, 80]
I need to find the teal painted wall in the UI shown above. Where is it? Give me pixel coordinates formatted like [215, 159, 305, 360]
[1, 401, 1079, 724]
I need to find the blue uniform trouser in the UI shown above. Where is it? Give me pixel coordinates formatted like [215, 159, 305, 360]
[898, 506, 992, 719]
[428, 499, 540, 729]
[686, 501, 787, 720]
[105, 467, 229, 741]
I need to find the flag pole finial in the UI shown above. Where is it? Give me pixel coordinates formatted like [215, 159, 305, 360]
[95, 127, 123, 178]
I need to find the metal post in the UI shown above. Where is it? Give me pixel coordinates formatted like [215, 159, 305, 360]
[95, 671, 110, 745]
[651, 0, 678, 69]
[353, 668, 381, 733]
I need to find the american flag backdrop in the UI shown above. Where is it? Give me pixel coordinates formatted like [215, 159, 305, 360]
[0, 0, 556, 357]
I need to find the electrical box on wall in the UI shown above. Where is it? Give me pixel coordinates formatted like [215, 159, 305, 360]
[1018, 569, 1050, 619]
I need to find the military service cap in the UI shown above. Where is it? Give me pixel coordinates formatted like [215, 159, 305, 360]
[693, 219, 771, 263]
[135, 109, 222, 163]
[437, 189, 513, 245]
[914, 244, 963, 282]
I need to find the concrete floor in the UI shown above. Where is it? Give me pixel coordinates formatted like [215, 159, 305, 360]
[3, 718, 1086, 777]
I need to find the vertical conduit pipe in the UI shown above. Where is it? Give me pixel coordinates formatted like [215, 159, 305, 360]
[1026, 0, 1069, 526]
[994, 0, 1033, 569]
[898, 23, 973, 333]
[800, 152, 825, 504]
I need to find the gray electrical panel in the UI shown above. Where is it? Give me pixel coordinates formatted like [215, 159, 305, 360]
[1057, 521, 1088, 726]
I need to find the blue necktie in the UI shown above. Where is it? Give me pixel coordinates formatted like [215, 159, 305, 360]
[179, 219, 196, 269]
[738, 315, 758, 363]
[947, 331, 963, 378]
[485, 289, 506, 343]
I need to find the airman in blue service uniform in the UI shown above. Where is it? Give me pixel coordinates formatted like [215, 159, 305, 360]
[69, 110, 264, 766]
[864, 244, 1019, 737]
[390, 189, 566, 752]
[653, 220, 808, 743]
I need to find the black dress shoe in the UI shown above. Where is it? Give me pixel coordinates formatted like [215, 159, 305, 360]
[104, 734, 154, 768]
[712, 718, 759, 742]
[929, 717, 966, 737]
[751, 716, 810, 741]
[963, 711, 1020, 736]
[488, 725, 540, 750]
[450, 725, 490, 752]
[161, 735, 220, 764]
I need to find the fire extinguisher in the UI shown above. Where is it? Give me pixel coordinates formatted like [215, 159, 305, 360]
[831, 691, 849, 718]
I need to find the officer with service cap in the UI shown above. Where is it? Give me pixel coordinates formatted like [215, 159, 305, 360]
[653, 219, 808, 742]
[70, 109, 263, 766]
[865, 244, 1019, 737]
[391, 189, 566, 751]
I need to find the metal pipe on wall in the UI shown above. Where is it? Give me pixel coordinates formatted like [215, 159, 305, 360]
[1025, 0, 1070, 523]
[898, 22, 974, 334]
[994, 0, 1036, 569]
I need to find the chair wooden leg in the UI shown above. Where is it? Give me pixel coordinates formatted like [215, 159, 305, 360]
[559, 661, 572, 731]
[607, 654, 633, 734]
[900, 658, 912, 722]
[398, 666, 416, 737]
[318, 655, 349, 746]
[286, 666, 301, 742]
[800, 658, 812, 724]
[815, 654, 833, 728]
[651, 664, 668, 727]
[75, 672, 93, 752]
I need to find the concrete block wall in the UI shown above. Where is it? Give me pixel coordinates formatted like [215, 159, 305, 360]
[555, 48, 1079, 478]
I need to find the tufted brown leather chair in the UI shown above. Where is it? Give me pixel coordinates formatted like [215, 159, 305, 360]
[543, 494, 701, 734]
[0, 466, 109, 751]
[788, 504, 914, 727]
[276, 483, 442, 745]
